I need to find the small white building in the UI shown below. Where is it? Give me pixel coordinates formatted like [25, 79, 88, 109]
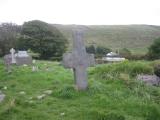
[102, 52, 125, 62]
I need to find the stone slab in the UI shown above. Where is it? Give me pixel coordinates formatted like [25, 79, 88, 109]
[16, 56, 32, 65]
[137, 75, 160, 86]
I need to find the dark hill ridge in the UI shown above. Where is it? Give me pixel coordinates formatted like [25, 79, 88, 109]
[53, 24, 160, 54]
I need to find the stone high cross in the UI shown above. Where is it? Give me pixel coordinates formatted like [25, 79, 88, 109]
[63, 28, 95, 90]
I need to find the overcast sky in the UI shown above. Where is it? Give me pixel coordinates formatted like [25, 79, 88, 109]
[0, 0, 160, 25]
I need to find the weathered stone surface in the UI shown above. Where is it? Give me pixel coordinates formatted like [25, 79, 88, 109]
[10, 48, 16, 63]
[63, 28, 95, 90]
[4, 54, 12, 64]
[137, 75, 160, 86]
[4, 54, 12, 72]
[16, 56, 32, 65]
[0, 91, 5, 102]
[4, 50, 32, 67]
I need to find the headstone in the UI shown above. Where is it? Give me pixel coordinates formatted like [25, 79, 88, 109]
[4, 49, 32, 71]
[32, 60, 38, 72]
[10, 48, 16, 63]
[137, 75, 160, 86]
[63, 28, 95, 90]
[4, 54, 12, 72]
[16, 51, 32, 65]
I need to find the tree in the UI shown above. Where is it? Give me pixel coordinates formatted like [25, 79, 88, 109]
[148, 37, 160, 60]
[17, 20, 68, 60]
[96, 46, 111, 57]
[0, 23, 21, 56]
[119, 48, 132, 59]
[86, 45, 96, 54]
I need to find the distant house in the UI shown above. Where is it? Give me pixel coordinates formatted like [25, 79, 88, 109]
[102, 52, 125, 62]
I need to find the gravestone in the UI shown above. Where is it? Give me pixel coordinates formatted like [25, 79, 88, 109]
[32, 60, 38, 72]
[63, 28, 95, 90]
[4, 54, 12, 72]
[10, 48, 16, 63]
[4, 49, 33, 72]
[16, 51, 32, 65]
[4, 48, 16, 72]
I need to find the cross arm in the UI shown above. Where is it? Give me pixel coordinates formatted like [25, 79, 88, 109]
[62, 53, 75, 68]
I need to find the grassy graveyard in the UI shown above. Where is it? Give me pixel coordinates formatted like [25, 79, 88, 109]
[0, 59, 160, 120]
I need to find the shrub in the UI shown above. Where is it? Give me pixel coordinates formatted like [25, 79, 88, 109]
[92, 61, 153, 80]
[96, 46, 111, 57]
[129, 54, 147, 60]
[147, 37, 160, 60]
[86, 45, 111, 58]
[154, 64, 160, 77]
[86, 45, 96, 54]
[119, 48, 132, 59]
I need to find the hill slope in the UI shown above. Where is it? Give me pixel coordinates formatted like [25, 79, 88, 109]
[53, 24, 160, 54]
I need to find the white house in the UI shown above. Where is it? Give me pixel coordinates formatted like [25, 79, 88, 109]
[102, 52, 125, 62]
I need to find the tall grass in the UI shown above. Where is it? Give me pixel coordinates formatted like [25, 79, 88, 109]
[0, 59, 160, 120]
[91, 61, 153, 80]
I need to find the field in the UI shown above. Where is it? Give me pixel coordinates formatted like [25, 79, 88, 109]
[54, 24, 160, 54]
[0, 59, 160, 120]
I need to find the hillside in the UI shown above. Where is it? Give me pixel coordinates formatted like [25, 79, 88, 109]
[0, 59, 160, 120]
[53, 24, 160, 54]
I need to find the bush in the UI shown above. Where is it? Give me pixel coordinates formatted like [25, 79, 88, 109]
[86, 45, 96, 54]
[86, 45, 111, 58]
[119, 48, 132, 59]
[96, 46, 111, 57]
[27, 49, 40, 59]
[154, 64, 160, 77]
[92, 61, 153, 80]
[129, 54, 147, 60]
[147, 37, 160, 60]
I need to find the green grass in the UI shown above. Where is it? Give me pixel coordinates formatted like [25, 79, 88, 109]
[0, 59, 160, 120]
[54, 24, 160, 54]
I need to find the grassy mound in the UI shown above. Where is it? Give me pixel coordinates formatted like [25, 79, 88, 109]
[91, 61, 153, 79]
[0, 59, 160, 120]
